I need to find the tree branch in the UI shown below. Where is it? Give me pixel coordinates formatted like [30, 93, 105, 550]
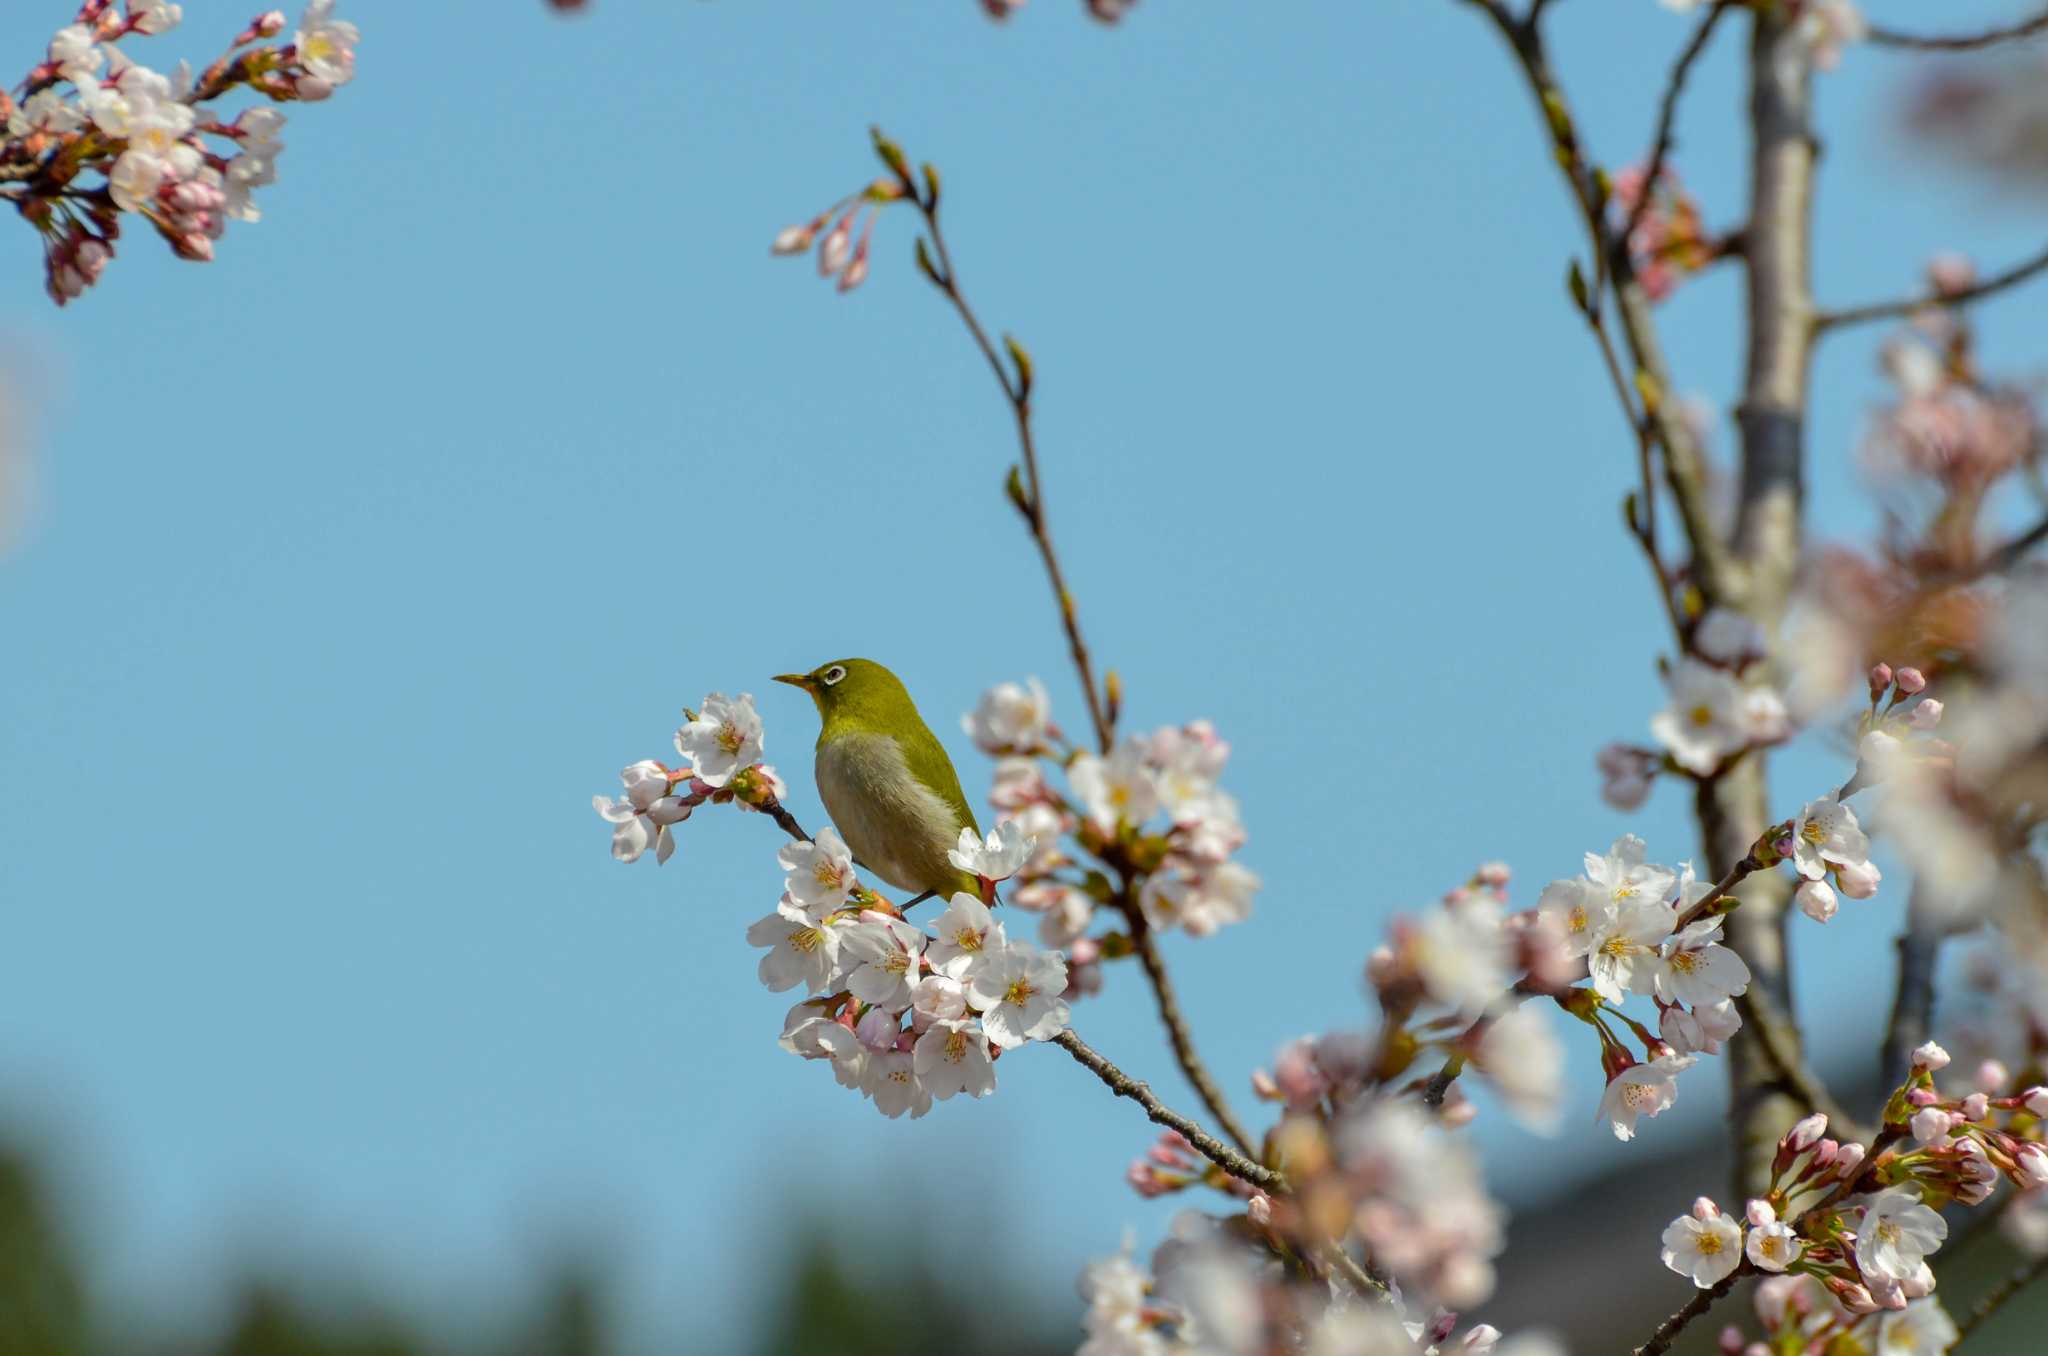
[1880, 884, 1947, 1089]
[1129, 923, 1259, 1155]
[1458, 0, 1741, 604]
[1867, 9, 2048, 52]
[910, 185, 1115, 754]
[1958, 1251, 2048, 1343]
[1624, 0, 1734, 244]
[1633, 1268, 1745, 1356]
[1815, 241, 2048, 333]
[1053, 1028, 1283, 1193]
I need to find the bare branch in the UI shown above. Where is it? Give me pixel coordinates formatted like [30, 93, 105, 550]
[1816, 241, 2048, 333]
[1958, 1252, 2048, 1343]
[1623, 1, 1735, 244]
[1867, 9, 2048, 52]
[910, 187, 1115, 754]
[1881, 884, 1948, 1089]
[1053, 1028, 1284, 1193]
[1633, 1267, 1746, 1356]
[1130, 922, 1259, 1156]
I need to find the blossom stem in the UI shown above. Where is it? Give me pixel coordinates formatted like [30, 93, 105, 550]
[1956, 1251, 2048, 1343]
[909, 183, 1115, 754]
[1632, 1266, 1745, 1356]
[1866, 8, 2048, 51]
[1815, 239, 2048, 333]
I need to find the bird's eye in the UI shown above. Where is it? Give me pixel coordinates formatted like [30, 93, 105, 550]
[822, 665, 847, 686]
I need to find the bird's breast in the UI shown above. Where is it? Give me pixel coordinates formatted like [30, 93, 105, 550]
[814, 732, 969, 896]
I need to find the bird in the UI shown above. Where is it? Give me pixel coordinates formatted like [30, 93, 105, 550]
[774, 658, 983, 902]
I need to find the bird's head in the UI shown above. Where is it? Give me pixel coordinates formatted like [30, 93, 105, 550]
[773, 658, 906, 723]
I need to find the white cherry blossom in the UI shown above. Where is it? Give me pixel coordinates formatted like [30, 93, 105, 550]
[926, 892, 1007, 980]
[947, 821, 1037, 882]
[965, 941, 1070, 1048]
[913, 1019, 996, 1099]
[1598, 1053, 1695, 1140]
[862, 1048, 932, 1119]
[1653, 916, 1752, 1007]
[674, 691, 764, 787]
[296, 0, 360, 87]
[963, 677, 1052, 753]
[1856, 1186, 1947, 1282]
[1069, 739, 1161, 830]
[841, 914, 927, 1012]
[778, 826, 855, 917]
[746, 904, 844, 995]
[1651, 658, 1752, 774]
[1791, 795, 1872, 882]
[1661, 1207, 1743, 1287]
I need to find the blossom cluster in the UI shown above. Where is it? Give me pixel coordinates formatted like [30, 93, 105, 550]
[763, 823, 1074, 1119]
[1609, 164, 1717, 304]
[1075, 1213, 1555, 1356]
[595, 689, 1075, 1119]
[1598, 607, 1792, 807]
[5, 1, 359, 305]
[963, 679, 1261, 971]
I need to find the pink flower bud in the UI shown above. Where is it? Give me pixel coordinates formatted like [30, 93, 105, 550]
[1907, 1086, 1938, 1107]
[1246, 1192, 1271, 1227]
[296, 74, 334, 101]
[818, 218, 853, 276]
[1810, 1139, 1839, 1168]
[1964, 1092, 1990, 1121]
[1868, 663, 1894, 698]
[2024, 1086, 2048, 1117]
[1976, 1061, 2009, 1093]
[1692, 1196, 1721, 1221]
[1910, 1107, 1952, 1143]
[1746, 1198, 1776, 1227]
[1717, 1328, 1743, 1356]
[256, 10, 287, 37]
[1835, 1141, 1866, 1177]
[1365, 945, 1400, 990]
[836, 254, 869, 294]
[1914, 1040, 1951, 1071]
[1928, 253, 1976, 296]
[770, 224, 814, 255]
[1440, 1090, 1477, 1128]
[1908, 699, 1943, 730]
[1796, 879, 1838, 923]
[1789, 1113, 1829, 1151]
[2019, 1144, 2048, 1187]
[173, 231, 215, 262]
[1835, 859, 1881, 900]
[1460, 1326, 1501, 1354]
[1895, 667, 1927, 695]
[1832, 1281, 1878, 1315]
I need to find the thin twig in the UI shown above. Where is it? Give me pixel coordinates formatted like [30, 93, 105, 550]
[1867, 9, 2048, 52]
[1131, 924, 1259, 1155]
[1633, 1268, 1745, 1356]
[757, 797, 811, 845]
[1958, 1251, 2048, 1342]
[912, 196, 1114, 754]
[1052, 1029, 1284, 1193]
[1816, 241, 2048, 332]
[1623, 0, 1733, 244]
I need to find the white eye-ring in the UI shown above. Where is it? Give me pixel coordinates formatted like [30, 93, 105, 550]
[822, 665, 848, 686]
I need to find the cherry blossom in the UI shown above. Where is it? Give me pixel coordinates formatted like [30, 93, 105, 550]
[1661, 1202, 1743, 1287]
[963, 677, 1054, 753]
[674, 692, 764, 787]
[1598, 1053, 1694, 1140]
[947, 821, 1038, 882]
[1856, 1186, 1948, 1282]
[926, 892, 1007, 980]
[966, 941, 1071, 1048]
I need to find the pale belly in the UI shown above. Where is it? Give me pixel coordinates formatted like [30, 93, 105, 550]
[814, 732, 970, 896]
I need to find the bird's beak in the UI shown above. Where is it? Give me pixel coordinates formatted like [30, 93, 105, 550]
[773, 673, 816, 692]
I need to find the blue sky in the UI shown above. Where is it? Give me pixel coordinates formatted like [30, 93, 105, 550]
[0, 1, 2042, 1349]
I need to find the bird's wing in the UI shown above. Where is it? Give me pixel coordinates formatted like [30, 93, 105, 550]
[897, 719, 980, 839]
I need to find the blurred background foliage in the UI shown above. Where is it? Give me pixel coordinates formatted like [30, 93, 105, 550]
[0, 1136, 1075, 1355]
[6, 1111, 2047, 1354]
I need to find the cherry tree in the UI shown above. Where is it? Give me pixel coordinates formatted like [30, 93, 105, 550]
[20, 1, 2048, 1352]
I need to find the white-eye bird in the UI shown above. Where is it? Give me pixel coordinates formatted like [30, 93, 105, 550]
[774, 658, 983, 901]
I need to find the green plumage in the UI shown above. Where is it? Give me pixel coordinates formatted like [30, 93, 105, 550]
[774, 658, 981, 900]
